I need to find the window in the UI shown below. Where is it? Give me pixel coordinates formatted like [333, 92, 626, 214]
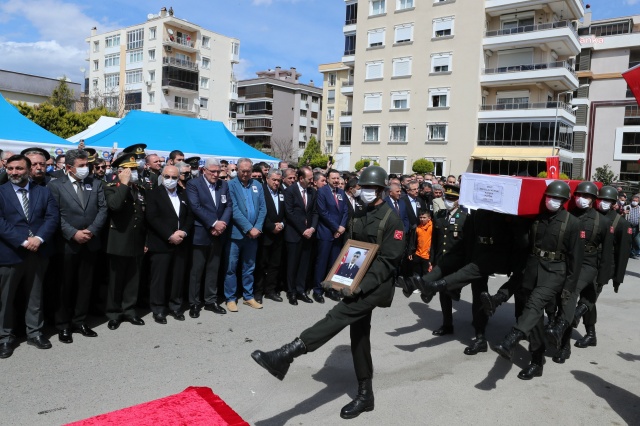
[367, 29, 385, 47]
[149, 27, 156, 40]
[497, 48, 533, 68]
[431, 53, 452, 73]
[340, 125, 352, 146]
[201, 57, 210, 69]
[370, 0, 386, 16]
[299, 125, 307, 133]
[328, 90, 336, 104]
[394, 24, 413, 43]
[327, 108, 335, 120]
[496, 91, 530, 106]
[427, 123, 448, 141]
[429, 88, 450, 108]
[391, 91, 409, 109]
[300, 110, 308, 117]
[397, 0, 414, 9]
[149, 92, 155, 103]
[105, 73, 119, 89]
[126, 70, 143, 85]
[327, 124, 334, 137]
[174, 96, 189, 110]
[328, 73, 336, 86]
[426, 158, 445, 176]
[92, 79, 98, 90]
[390, 124, 408, 142]
[200, 77, 209, 89]
[344, 33, 356, 55]
[364, 93, 382, 111]
[200, 97, 208, 109]
[363, 125, 380, 142]
[148, 70, 155, 82]
[93, 41, 99, 52]
[127, 28, 144, 50]
[104, 53, 120, 68]
[392, 57, 412, 77]
[388, 158, 405, 175]
[128, 49, 143, 63]
[148, 49, 156, 61]
[346, 2, 358, 25]
[365, 61, 383, 79]
[326, 142, 333, 153]
[93, 60, 99, 71]
[301, 94, 308, 101]
[433, 17, 454, 38]
[312, 96, 319, 104]
[202, 36, 211, 48]
[231, 42, 240, 56]
[105, 34, 120, 48]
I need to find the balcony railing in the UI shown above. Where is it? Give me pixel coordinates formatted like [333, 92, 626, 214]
[163, 56, 198, 71]
[343, 49, 355, 56]
[124, 103, 141, 111]
[483, 61, 576, 76]
[345, 18, 357, 25]
[342, 81, 354, 87]
[478, 139, 573, 150]
[485, 20, 577, 38]
[170, 102, 191, 111]
[161, 79, 198, 91]
[341, 111, 353, 116]
[480, 101, 576, 115]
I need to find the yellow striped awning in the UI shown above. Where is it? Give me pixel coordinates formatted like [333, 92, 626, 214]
[470, 147, 556, 161]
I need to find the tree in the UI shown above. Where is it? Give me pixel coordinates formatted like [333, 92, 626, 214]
[537, 171, 570, 180]
[270, 138, 296, 162]
[354, 159, 380, 171]
[412, 159, 435, 174]
[49, 76, 75, 110]
[310, 155, 330, 169]
[593, 164, 618, 185]
[299, 136, 322, 166]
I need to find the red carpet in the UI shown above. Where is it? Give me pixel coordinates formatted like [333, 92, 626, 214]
[67, 387, 248, 426]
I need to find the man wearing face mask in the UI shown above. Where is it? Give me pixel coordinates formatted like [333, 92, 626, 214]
[252, 166, 405, 419]
[345, 178, 365, 239]
[48, 149, 108, 343]
[103, 154, 147, 330]
[493, 180, 584, 380]
[185, 157, 201, 180]
[228, 163, 238, 179]
[626, 194, 640, 257]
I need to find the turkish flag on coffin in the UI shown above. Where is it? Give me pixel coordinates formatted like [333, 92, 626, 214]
[623, 63, 640, 107]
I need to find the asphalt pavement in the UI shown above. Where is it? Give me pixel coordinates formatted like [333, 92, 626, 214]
[2, 260, 640, 425]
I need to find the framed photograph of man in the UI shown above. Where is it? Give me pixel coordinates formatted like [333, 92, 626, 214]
[325, 240, 379, 292]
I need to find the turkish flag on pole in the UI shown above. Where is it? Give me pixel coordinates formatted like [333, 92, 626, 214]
[546, 156, 560, 179]
[623, 63, 640, 107]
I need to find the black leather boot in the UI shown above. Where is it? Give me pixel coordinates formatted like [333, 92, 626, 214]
[432, 324, 454, 336]
[251, 338, 307, 380]
[418, 279, 447, 304]
[575, 325, 597, 348]
[493, 328, 525, 360]
[545, 317, 570, 350]
[464, 334, 488, 355]
[340, 379, 374, 419]
[552, 343, 571, 364]
[518, 349, 545, 380]
[396, 276, 417, 298]
[571, 303, 589, 328]
[480, 291, 508, 316]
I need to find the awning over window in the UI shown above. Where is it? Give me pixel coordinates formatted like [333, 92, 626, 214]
[470, 147, 554, 161]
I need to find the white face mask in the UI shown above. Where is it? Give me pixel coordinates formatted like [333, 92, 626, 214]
[632, 201, 639, 207]
[74, 166, 89, 180]
[130, 170, 139, 183]
[191, 170, 200, 178]
[105, 168, 112, 174]
[229, 170, 237, 178]
[359, 188, 377, 204]
[353, 189, 362, 198]
[575, 196, 591, 209]
[444, 199, 456, 210]
[163, 177, 178, 190]
[598, 200, 612, 212]
[546, 197, 562, 212]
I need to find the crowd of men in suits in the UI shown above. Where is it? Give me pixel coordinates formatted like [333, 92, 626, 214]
[0, 144, 455, 359]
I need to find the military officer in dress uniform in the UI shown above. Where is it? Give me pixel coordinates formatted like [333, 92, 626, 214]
[251, 166, 405, 420]
[104, 154, 147, 330]
[185, 157, 202, 181]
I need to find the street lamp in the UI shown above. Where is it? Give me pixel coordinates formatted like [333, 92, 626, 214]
[552, 83, 590, 155]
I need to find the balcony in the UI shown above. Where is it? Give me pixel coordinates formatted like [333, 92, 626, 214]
[162, 36, 197, 53]
[160, 102, 198, 116]
[485, 0, 584, 21]
[481, 61, 578, 91]
[230, 91, 238, 101]
[162, 56, 198, 72]
[124, 103, 142, 112]
[342, 49, 355, 66]
[339, 111, 352, 123]
[479, 101, 577, 123]
[341, 80, 354, 96]
[484, 20, 580, 56]
[161, 79, 198, 93]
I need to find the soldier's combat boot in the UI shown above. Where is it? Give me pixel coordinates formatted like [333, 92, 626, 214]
[545, 317, 570, 350]
[464, 333, 488, 355]
[492, 328, 525, 360]
[418, 279, 447, 304]
[552, 343, 571, 364]
[480, 291, 508, 317]
[340, 379, 374, 419]
[575, 324, 597, 348]
[518, 349, 545, 380]
[396, 275, 417, 298]
[251, 337, 307, 380]
[571, 303, 589, 328]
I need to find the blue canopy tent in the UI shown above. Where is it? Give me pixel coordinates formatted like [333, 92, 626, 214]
[0, 94, 75, 157]
[83, 110, 279, 165]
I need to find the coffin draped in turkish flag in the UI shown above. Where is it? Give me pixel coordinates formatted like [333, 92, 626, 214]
[623, 63, 640, 107]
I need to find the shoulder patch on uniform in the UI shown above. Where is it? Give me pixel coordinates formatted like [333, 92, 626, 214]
[580, 231, 586, 239]
[629, 227, 633, 235]
[394, 230, 404, 240]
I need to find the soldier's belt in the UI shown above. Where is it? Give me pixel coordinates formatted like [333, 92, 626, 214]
[477, 236, 494, 245]
[584, 243, 598, 254]
[533, 247, 565, 261]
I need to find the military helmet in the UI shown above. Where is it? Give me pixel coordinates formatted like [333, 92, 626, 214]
[574, 181, 598, 197]
[544, 180, 571, 200]
[598, 185, 618, 202]
[358, 165, 388, 188]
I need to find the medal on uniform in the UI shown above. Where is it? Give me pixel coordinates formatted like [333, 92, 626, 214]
[450, 218, 455, 224]
[454, 232, 458, 238]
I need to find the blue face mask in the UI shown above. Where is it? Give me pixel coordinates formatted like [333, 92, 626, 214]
[46, 165, 54, 173]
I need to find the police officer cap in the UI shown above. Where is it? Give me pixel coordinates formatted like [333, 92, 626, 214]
[21, 147, 51, 161]
[111, 154, 138, 169]
[598, 185, 618, 202]
[122, 143, 147, 159]
[544, 180, 571, 200]
[574, 181, 598, 197]
[443, 184, 460, 198]
[358, 165, 387, 188]
[185, 156, 201, 168]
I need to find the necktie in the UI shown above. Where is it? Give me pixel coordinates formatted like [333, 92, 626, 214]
[18, 188, 34, 237]
[75, 181, 85, 206]
[302, 189, 307, 207]
[333, 188, 339, 207]
[394, 200, 399, 213]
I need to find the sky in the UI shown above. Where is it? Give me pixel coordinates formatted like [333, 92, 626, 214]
[0, 0, 638, 89]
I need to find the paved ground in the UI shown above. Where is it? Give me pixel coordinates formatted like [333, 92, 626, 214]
[3, 261, 640, 425]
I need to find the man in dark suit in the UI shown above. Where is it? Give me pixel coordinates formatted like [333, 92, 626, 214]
[385, 183, 410, 233]
[145, 165, 194, 324]
[48, 149, 108, 343]
[104, 154, 147, 330]
[50, 154, 66, 179]
[254, 169, 286, 304]
[284, 166, 318, 305]
[22, 147, 52, 186]
[403, 180, 428, 228]
[313, 169, 349, 303]
[344, 178, 365, 239]
[336, 251, 361, 279]
[186, 158, 232, 318]
[0, 155, 59, 358]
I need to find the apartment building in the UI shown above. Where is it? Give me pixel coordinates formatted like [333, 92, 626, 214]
[85, 7, 240, 129]
[235, 67, 323, 162]
[575, 13, 640, 181]
[319, 62, 353, 170]
[334, 0, 584, 176]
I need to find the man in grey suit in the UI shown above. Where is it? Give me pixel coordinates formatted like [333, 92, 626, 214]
[48, 149, 108, 343]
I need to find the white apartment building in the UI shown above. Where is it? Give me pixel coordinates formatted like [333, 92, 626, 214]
[333, 0, 584, 177]
[319, 62, 353, 170]
[85, 7, 240, 130]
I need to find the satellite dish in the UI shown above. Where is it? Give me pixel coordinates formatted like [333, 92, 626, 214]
[167, 28, 174, 35]
[147, 13, 154, 19]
